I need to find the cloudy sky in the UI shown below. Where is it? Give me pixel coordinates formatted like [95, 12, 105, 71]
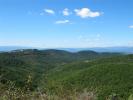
[0, 0, 133, 48]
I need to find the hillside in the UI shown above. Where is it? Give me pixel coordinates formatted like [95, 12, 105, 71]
[1, 49, 133, 99]
[46, 54, 133, 99]
[0, 49, 119, 87]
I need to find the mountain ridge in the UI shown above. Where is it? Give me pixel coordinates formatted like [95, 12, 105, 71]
[0, 46, 133, 54]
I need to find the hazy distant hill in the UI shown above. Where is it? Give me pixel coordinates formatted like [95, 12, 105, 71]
[0, 46, 33, 52]
[59, 47, 133, 53]
[0, 46, 133, 54]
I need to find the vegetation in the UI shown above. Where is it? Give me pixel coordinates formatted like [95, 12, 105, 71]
[0, 49, 133, 99]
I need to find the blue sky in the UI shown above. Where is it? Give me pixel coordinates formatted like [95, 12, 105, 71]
[0, 0, 133, 48]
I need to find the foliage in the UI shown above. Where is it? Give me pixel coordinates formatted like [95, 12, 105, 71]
[1, 49, 133, 99]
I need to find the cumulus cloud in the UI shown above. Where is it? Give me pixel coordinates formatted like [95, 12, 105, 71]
[63, 8, 71, 16]
[74, 8, 101, 18]
[44, 9, 55, 14]
[129, 25, 133, 28]
[55, 20, 70, 24]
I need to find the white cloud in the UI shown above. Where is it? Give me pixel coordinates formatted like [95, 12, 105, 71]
[129, 25, 133, 28]
[55, 20, 70, 24]
[63, 8, 71, 16]
[74, 8, 101, 18]
[44, 9, 55, 14]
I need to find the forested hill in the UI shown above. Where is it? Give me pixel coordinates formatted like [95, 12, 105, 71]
[2, 49, 133, 99]
[0, 49, 120, 88]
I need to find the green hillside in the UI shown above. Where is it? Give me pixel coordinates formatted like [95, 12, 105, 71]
[46, 55, 133, 99]
[0, 49, 119, 88]
[1, 49, 133, 99]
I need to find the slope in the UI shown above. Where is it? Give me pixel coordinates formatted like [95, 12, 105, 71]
[45, 55, 133, 99]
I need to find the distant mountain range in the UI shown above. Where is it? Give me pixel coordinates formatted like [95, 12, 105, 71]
[0, 46, 133, 53]
[0, 46, 34, 52]
[57, 47, 133, 54]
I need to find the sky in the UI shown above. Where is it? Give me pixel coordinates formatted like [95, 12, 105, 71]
[0, 0, 133, 48]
